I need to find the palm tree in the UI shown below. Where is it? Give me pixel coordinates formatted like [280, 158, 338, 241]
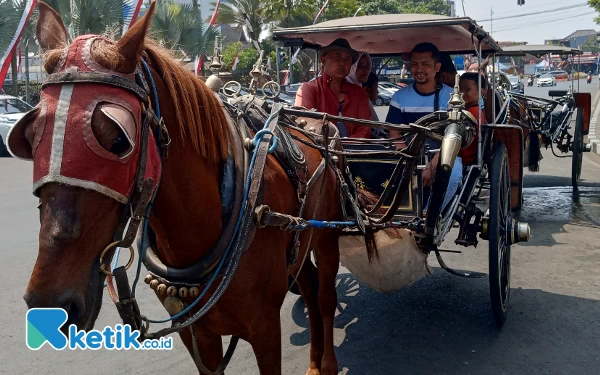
[213, 0, 264, 43]
[151, 1, 218, 65]
[0, 0, 37, 95]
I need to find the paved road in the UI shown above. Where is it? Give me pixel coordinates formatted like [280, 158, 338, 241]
[1, 79, 599, 374]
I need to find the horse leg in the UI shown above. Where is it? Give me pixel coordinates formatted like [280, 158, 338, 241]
[295, 257, 325, 374]
[179, 323, 224, 375]
[315, 233, 340, 375]
[246, 308, 282, 375]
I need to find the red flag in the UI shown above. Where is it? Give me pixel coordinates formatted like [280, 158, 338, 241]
[209, 0, 222, 27]
[195, 54, 204, 76]
[281, 71, 290, 86]
[232, 54, 240, 71]
[195, 0, 222, 75]
[17, 47, 22, 73]
[0, 0, 37, 91]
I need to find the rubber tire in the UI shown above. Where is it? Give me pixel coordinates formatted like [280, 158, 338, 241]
[489, 142, 512, 327]
[571, 109, 584, 189]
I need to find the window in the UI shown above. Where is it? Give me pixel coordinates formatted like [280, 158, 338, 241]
[0, 98, 32, 114]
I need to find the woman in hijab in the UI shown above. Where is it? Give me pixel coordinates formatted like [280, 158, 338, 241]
[346, 52, 379, 123]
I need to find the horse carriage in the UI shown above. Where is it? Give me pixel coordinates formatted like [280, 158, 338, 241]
[268, 14, 532, 326]
[490, 44, 592, 189]
[15, 4, 540, 374]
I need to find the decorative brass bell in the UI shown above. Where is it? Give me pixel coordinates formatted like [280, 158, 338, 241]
[163, 296, 185, 315]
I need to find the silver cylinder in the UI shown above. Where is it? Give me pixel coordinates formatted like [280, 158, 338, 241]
[440, 122, 465, 172]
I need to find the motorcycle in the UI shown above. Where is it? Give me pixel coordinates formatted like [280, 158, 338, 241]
[587, 75, 592, 84]
[527, 77, 534, 87]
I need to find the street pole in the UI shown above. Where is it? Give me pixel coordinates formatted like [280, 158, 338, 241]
[275, 45, 281, 84]
[490, 8, 493, 36]
[25, 40, 30, 104]
[289, 47, 293, 85]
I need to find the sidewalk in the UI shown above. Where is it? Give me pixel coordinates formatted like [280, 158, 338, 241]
[589, 90, 600, 155]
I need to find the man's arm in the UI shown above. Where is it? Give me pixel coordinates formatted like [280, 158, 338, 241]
[294, 83, 316, 109]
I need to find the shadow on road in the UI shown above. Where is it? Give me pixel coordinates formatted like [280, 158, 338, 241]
[289, 272, 600, 374]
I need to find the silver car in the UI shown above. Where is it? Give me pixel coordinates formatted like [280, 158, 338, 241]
[537, 74, 557, 87]
[0, 95, 33, 156]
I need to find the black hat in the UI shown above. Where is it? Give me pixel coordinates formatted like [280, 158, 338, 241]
[320, 38, 359, 63]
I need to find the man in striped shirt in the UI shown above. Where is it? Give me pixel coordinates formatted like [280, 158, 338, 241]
[386, 42, 461, 212]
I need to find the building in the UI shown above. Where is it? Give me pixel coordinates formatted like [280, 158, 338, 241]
[545, 29, 598, 51]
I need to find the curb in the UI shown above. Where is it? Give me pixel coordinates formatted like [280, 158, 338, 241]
[589, 90, 600, 156]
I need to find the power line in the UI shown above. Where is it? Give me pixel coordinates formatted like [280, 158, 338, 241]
[477, 2, 588, 22]
[489, 0, 585, 16]
[484, 7, 593, 28]
[493, 11, 595, 33]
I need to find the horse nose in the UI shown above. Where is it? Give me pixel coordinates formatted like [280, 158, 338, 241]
[24, 290, 84, 326]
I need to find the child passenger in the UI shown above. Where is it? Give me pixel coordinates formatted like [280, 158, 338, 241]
[458, 72, 487, 166]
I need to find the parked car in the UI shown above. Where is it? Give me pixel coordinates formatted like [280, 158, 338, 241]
[282, 83, 302, 95]
[547, 70, 569, 80]
[378, 81, 402, 93]
[507, 75, 524, 93]
[0, 94, 33, 156]
[537, 74, 557, 87]
[374, 90, 393, 106]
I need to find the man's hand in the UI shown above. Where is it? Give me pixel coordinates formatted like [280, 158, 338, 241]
[422, 153, 439, 187]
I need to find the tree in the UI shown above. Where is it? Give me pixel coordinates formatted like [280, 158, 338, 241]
[359, 0, 450, 16]
[589, 0, 600, 24]
[582, 35, 599, 54]
[213, 0, 264, 42]
[151, 0, 218, 62]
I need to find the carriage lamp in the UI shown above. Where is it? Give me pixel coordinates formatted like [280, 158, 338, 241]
[205, 36, 224, 91]
[440, 75, 468, 172]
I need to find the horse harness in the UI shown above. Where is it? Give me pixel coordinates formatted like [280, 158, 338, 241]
[41, 58, 356, 374]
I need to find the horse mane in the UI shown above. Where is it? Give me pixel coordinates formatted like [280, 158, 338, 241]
[142, 41, 230, 162]
[42, 37, 231, 162]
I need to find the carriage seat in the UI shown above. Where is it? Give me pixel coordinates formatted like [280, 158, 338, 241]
[548, 90, 568, 98]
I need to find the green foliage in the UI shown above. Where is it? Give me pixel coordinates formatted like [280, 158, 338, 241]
[151, 0, 218, 59]
[582, 35, 599, 53]
[213, 0, 264, 41]
[359, 0, 450, 16]
[590, 0, 600, 24]
[222, 41, 259, 73]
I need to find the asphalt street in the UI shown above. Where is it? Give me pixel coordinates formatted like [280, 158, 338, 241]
[1, 79, 599, 375]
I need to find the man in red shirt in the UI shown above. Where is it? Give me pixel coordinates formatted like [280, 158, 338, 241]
[295, 38, 372, 138]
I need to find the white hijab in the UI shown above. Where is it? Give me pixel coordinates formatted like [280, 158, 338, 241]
[346, 52, 372, 85]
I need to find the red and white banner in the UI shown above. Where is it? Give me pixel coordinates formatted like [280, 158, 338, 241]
[313, 0, 330, 24]
[195, 0, 222, 75]
[281, 71, 290, 86]
[0, 0, 37, 91]
[232, 54, 240, 71]
[195, 54, 204, 76]
[123, 0, 144, 34]
[208, 0, 222, 26]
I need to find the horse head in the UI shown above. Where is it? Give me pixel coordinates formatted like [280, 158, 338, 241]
[9, 1, 162, 333]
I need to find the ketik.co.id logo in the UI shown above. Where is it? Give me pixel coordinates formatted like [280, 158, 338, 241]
[26, 308, 172, 350]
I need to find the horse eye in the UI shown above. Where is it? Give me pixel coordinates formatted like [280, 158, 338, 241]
[92, 103, 136, 159]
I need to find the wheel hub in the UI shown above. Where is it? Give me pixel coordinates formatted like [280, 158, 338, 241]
[507, 219, 530, 245]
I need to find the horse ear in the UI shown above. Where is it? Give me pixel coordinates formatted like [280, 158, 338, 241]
[36, 1, 68, 51]
[116, 0, 156, 73]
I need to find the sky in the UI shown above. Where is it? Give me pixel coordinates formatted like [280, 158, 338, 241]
[461, 0, 599, 44]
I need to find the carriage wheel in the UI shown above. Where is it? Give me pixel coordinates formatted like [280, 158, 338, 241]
[488, 142, 512, 327]
[571, 109, 584, 189]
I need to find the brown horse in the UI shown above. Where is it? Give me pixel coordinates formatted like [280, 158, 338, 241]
[13, 2, 367, 374]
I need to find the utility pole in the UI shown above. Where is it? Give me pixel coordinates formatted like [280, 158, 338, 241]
[490, 8, 493, 36]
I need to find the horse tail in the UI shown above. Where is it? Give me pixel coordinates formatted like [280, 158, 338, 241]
[527, 130, 541, 172]
[356, 188, 379, 263]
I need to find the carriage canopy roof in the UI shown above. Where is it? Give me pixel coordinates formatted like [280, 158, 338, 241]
[272, 14, 501, 56]
[495, 44, 583, 57]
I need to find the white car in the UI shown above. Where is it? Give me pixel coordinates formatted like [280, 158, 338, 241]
[378, 81, 402, 93]
[537, 74, 557, 87]
[0, 95, 33, 156]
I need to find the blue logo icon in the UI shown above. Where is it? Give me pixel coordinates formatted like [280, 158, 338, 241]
[26, 308, 173, 351]
[26, 308, 69, 350]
